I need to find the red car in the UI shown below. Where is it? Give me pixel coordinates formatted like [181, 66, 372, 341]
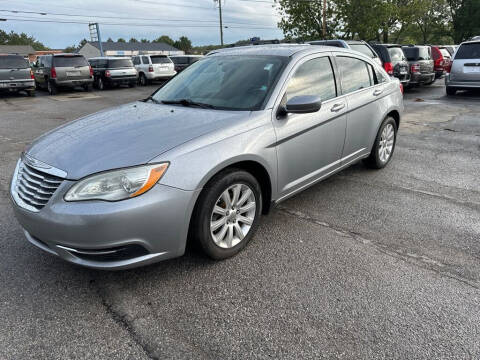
[431, 46, 451, 78]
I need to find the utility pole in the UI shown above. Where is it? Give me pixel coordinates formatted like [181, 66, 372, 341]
[322, 0, 327, 39]
[215, 0, 224, 46]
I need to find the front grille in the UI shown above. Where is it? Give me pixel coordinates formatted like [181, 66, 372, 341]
[15, 161, 64, 210]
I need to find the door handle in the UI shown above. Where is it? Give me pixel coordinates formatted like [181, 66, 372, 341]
[331, 103, 345, 112]
[373, 89, 383, 96]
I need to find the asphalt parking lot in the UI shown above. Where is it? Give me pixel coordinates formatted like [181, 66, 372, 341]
[1, 82, 480, 359]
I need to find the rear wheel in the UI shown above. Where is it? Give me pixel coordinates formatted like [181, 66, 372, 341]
[83, 83, 93, 92]
[95, 77, 104, 90]
[191, 169, 262, 260]
[446, 87, 457, 96]
[363, 116, 397, 169]
[47, 80, 57, 95]
[139, 73, 147, 86]
[26, 89, 35, 97]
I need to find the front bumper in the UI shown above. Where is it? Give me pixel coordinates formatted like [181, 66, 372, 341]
[10, 171, 199, 270]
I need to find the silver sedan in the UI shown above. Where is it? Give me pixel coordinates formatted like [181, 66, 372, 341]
[10, 45, 404, 269]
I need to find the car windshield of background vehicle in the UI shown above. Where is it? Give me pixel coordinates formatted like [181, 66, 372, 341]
[108, 59, 134, 68]
[388, 47, 405, 61]
[151, 56, 172, 64]
[54, 56, 89, 67]
[455, 43, 480, 59]
[152, 55, 288, 111]
[286, 57, 336, 102]
[0, 56, 29, 69]
[349, 44, 375, 58]
[337, 56, 372, 94]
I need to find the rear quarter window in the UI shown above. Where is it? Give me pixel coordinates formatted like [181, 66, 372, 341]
[0, 56, 29, 69]
[337, 56, 372, 94]
[455, 43, 480, 60]
[388, 47, 405, 61]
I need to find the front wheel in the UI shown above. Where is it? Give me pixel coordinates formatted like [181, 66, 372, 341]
[139, 73, 148, 86]
[446, 87, 456, 96]
[47, 80, 57, 95]
[363, 116, 397, 169]
[191, 169, 262, 260]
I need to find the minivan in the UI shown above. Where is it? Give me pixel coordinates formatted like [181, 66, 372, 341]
[445, 40, 480, 95]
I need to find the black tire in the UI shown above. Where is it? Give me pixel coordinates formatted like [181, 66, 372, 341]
[95, 77, 104, 90]
[363, 116, 397, 169]
[191, 169, 263, 260]
[47, 80, 57, 95]
[26, 89, 35, 97]
[446, 87, 456, 96]
[129, 81, 136, 88]
[83, 83, 93, 92]
[139, 73, 147, 86]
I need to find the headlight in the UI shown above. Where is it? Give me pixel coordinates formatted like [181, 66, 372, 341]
[64, 163, 169, 202]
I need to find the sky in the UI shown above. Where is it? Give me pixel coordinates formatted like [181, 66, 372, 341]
[0, 0, 285, 48]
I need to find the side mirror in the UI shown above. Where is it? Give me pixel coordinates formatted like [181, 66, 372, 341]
[285, 95, 322, 114]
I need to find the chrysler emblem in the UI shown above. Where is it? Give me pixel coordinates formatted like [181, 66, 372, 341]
[22, 153, 52, 170]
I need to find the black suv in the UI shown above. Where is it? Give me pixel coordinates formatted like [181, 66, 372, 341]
[371, 44, 410, 86]
[309, 39, 383, 66]
[89, 57, 137, 90]
[169, 55, 203, 73]
[402, 45, 435, 87]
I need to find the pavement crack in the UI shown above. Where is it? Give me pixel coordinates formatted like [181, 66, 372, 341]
[93, 282, 159, 360]
[277, 206, 480, 291]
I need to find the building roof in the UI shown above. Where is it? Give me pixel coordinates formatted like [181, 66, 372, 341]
[0, 45, 36, 56]
[87, 41, 179, 52]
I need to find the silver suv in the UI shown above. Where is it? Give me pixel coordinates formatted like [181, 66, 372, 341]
[33, 54, 93, 95]
[132, 54, 176, 86]
[11, 45, 403, 269]
[0, 54, 35, 96]
[445, 40, 480, 95]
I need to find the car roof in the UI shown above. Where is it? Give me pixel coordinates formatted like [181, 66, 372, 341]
[460, 39, 480, 45]
[208, 44, 349, 57]
[89, 57, 131, 60]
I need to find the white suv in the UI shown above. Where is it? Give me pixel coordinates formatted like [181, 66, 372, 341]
[132, 55, 176, 85]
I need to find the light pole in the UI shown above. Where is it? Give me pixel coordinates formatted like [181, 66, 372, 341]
[215, 0, 224, 46]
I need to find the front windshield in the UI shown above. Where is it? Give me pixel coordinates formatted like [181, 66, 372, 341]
[152, 55, 287, 111]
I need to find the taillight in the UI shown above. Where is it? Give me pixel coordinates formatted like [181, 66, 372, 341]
[89, 65, 93, 77]
[50, 67, 57, 78]
[383, 62, 394, 75]
[148, 65, 154, 72]
[411, 64, 420, 73]
[399, 83, 404, 94]
[30, 69, 34, 79]
[105, 70, 111, 77]
[445, 62, 452, 73]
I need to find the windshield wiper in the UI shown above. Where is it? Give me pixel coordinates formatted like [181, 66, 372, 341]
[161, 99, 216, 109]
[144, 95, 162, 104]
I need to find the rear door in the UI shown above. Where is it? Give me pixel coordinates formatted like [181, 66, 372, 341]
[451, 42, 480, 81]
[53, 55, 90, 81]
[336, 54, 385, 158]
[274, 54, 347, 196]
[0, 55, 31, 84]
[107, 58, 137, 78]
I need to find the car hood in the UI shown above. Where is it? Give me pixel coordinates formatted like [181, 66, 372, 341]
[26, 101, 247, 179]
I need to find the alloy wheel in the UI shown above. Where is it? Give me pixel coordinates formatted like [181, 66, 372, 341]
[378, 123, 394, 163]
[210, 183, 256, 249]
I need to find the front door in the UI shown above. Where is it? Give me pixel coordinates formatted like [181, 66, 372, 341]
[273, 55, 347, 198]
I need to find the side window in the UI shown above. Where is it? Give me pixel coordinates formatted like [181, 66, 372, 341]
[142, 56, 150, 64]
[337, 56, 372, 94]
[132, 57, 140, 65]
[286, 57, 337, 102]
[374, 66, 388, 84]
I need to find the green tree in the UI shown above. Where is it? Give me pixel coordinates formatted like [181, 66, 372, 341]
[106, 37, 114, 42]
[117, 38, 126, 43]
[413, 0, 450, 44]
[0, 30, 49, 50]
[129, 37, 138, 43]
[140, 38, 149, 43]
[153, 35, 175, 46]
[274, 0, 335, 40]
[174, 36, 193, 53]
[448, 0, 480, 43]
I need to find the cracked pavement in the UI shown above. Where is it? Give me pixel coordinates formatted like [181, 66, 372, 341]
[1, 83, 479, 359]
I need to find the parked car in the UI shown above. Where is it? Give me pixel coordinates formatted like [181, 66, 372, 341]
[371, 44, 410, 85]
[132, 54, 176, 86]
[445, 39, 480, 95]
[402, 45, 435, 86]
[89, 57, 137, 90]
[310, 39, 383, 66]
[169, 55, 203, 73]
[10, 45, 403, 270]
[431, 46, 451, 78]
[442, 45, 457, 56]
[33, 54, 93, 95]
[0, 54, 35, 96]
